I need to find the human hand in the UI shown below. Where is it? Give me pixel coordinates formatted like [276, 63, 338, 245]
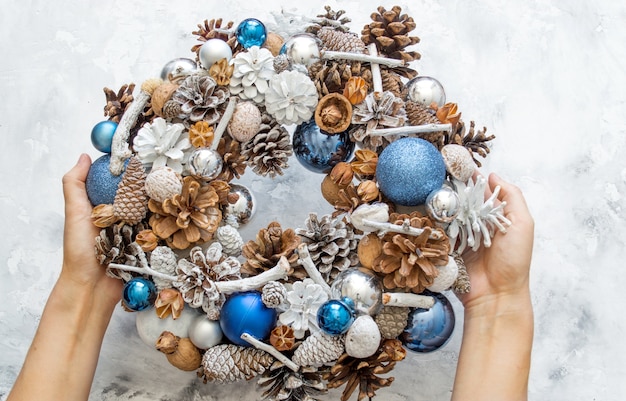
[60, 153, 122, 307]
[457, 173, 534, 313]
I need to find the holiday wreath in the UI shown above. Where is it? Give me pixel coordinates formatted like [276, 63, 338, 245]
[85, 5, 510, 401]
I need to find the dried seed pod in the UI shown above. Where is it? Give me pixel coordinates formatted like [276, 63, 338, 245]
[156, 331, 202, 371]
[321, 174, 346, 206]
[343, 76, 368, 105]
[314, 93, 353, 134]
[189, 121, 215, 148]
[151, 82, 179, 117]
[329, 162, 354, 186]
[228, 101, 262, 142]
[155, 289, 185, 319]
[357, 180, 380, 202]
[270, 325, 296, 351]
[357, 233, 383, 269]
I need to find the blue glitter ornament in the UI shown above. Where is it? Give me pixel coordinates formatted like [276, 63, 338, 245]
[293, 118, 354, 174]
[122, 278, 157, 312]
[400, 292, 455, 353]
[91, 121, 117, 153]
[219, 291, 277, 347]
[85, 154, 126, 206]
[376, 137, 446, 206]
[236, 18, 267, 48]
[317, 299, 355, 335]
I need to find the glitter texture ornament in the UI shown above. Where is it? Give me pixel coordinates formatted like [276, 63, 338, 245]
[91, 120, 117, 153]
[293, 118, 354, 174]
[122, 277, 157, 311]
[376, 137, 446, 206]
[220, 291, 277, 346]
[236, 18, 267, 48]
[86, 154, 125, 206]
[317, 299, 354, 336]
[400, 292, 455, 353]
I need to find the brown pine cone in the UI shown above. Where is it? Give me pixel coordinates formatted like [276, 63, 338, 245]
[215, 136, 247, 181]
[380, 68, 404, 97]
[241, 221, 302, 278]
[200, 344, 274, 383]
[103, 83, 135, 123]
[317, 26, 366, 53]
[452, 252, 471, 294]
[95, 223, 145, 281]
[405, 101, 446, 148]
[113, 157, 148, 225]
[309, 60, 373, 99]
[444, 120, 495, 167]
[361, 5, 420, 62]
[306, 5, 352, 34]
[241, 113, 292, 177]
[191, 18, 238, 55]
[375, 306, 411, 339]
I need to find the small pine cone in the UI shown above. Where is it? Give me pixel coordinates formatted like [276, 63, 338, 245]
[241, 114, 292, 178]
[381, 68, 403, 98]
[103, 84, 135, 123]
[375, 306, 410, 339]
[113, 157, 148, 225]
[149, 246, 178, 290]
[317, 27, 366, 53]
[292, 331, 345, 367]
[405, 101, 445, 148]
[200, 344, 274, 383]
[273, 54, 293, 74]
[216, 225, 244, 256]
[261, 281, 287, 308]
[452, 253, 471, 294]
[162, 100, 182, 120]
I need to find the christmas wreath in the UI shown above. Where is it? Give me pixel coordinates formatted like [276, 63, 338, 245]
[85, 5, 510, 401]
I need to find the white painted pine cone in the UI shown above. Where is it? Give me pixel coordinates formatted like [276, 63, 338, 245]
[150, 246, 178, 290]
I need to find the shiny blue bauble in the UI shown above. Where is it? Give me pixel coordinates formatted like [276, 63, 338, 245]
[317, 299, 355, 335]
[236, 18, 267, 48]
[376, 137, 446, 206]
[219, 291, 277, 347]
[400, 292, 455, 353]
[293, 119, 354, 174]
[85, 154, 126, 206]
[122, 278, 157, 312]
[91, 121, 118, 153]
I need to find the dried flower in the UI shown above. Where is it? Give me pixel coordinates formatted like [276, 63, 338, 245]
[350, 149, 378, 177]
[357, 180, 380, 202]
[435, 102, 461, 126]
[189, 121, 215, 148]
[91, 204, 119, 228]
[270, 325, 296, 351]
[155, 288, 185, 319]
[329, 162, 354, 186]
[136, 229, 159, 251]
[133, 117, 191, 173]
[209, 57, 235, 86]
[343, 76, 368, 105]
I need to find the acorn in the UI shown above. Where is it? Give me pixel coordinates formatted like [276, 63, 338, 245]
[156, 331, 202, 371]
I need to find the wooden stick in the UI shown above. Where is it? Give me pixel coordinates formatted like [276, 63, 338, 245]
[369, 123, 452, 137]
[383, 292, 435, 309]
[360, 218, 444, 240]
[240, 333, 299, 372]
[214, 256, 290, 294]
[212, 97, 237, 150]
[296, 244, 332, 296]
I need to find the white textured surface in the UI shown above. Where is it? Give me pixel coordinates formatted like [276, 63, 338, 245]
[1, 1, 624, 400]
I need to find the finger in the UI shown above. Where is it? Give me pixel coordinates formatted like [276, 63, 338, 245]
[62, 154, 93, 214]
[488, 173, 532, 223]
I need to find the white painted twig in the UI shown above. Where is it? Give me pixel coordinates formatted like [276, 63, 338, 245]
[366, 43, 383, 94]
[383, 292, 435, 309]
[211, 97, 237, 150]
[296, 244, 332, 296]
[240, 333, 299, 372]
[360, 218, 444, 240]
[321, 49, 405, 68]
[108, 263, 177, 282]
[215, 256, 290, 294]
[369, 123, 453, 137]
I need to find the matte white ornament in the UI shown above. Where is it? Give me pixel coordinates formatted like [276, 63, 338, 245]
[144, 166, 182, 203]
[441, 144, 475, 182]
[135, 307, 199, 347]
[344, 315, 381, 358]
[188, 314, 223, 349]
[427, 256, 459, 293]
[199, 38, 233, 69]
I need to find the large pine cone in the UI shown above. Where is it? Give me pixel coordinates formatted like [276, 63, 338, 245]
[296, 214, 359, 283]
[95, 224, 144, 281]
[200, 344, 274, 383]
[216, 136, 247, 181]
[241, 221, 302, 278]
[317, 27, 366, 53]
[361, 5, 420, 62]
[258, 362, 327, 401]
[241, 113, 292, 178]
[113, 156, 148, 225]
[292, 331, 345, 367]
[172, 74, 229, 123]
[308, 60, 373, 99]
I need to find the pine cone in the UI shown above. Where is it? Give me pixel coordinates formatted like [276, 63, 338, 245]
[375, 306, 410, 339]
[258, 362, 327, 401]
[262, 281, 287, 308]
[452, 253, 471, 294]
[308, 60, 373, 99]
[149, 246, 178, 290]
[103, 83, 135, 123]
[292, 331, 345, 367]
[306, 5, 352, 34]
[444, 120, 495, 167]
[296, 214, 359, 283]
[94, 224, 144, 281]
[241, 222, 302, 278]
[373, 212, 450, 293]
[273, 54, 293, 74]
[241, 113, 292, 178]
[216, 225, 243, 256]
[191, 18, 238, 55]
[216, 136, 247, 182]
[172, 74, 229, 123]
[405, 101, 446, 148]
[317, 27, 366, 53]
[380, 68, 404, 97]
[361, 5, 420, 62]
[200, 344, 274, 383]
[113, 157, 148, 225]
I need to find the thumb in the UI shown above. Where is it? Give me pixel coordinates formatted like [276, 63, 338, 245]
[62, 153, 93, 212]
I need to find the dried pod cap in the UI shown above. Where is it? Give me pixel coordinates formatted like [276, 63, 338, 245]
[441, 144, 474, 182]
[329, 162, 353, 186]
[144, 166, 183, 203]
[357, 180, 380, 202]
[314, 93, 352, 134]
[228, 101, 262, 142]
[270, 325, 296, 351]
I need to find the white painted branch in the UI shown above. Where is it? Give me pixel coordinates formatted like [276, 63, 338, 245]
[108, 263, 177, 282]
[369, 123, 453, 137]
[296, 244, 332, 296]
[215, 256, 290, 294]
[360, 218, 444, 240]
[321, 49, 405, 68]
[110, 90, 151, 176]
[211, 97, 237, 150]
[367, 44, 382, 94]
[383, 292, 435, 309]
[240, 333, 299, 372]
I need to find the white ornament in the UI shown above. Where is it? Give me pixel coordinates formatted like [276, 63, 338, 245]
[188, 314, 223, 349]
[279, 278, 329, 338]
[426, 256, 459, 293]
[133, 117, 191, 173]
[135, 307, 199, 347]
[344, 315, 381, 358]
[199, 38, 233, 69]
[144, 166, 182, 203]
[264, 70, 318, 125]
[229, 46, 275, 103]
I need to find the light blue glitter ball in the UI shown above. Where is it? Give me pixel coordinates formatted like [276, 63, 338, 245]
[85, 154, 125, 206]
[91, 120, 117, 153]
[123, 278, 157, 312]
[376, 137, 446, 206]
[236, 18, 267, 48]
[317, 299, 355, 336]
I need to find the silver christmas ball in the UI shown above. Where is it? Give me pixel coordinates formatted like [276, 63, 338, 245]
[406, 76, 446, 108]
[331, 268, 383, 316]
[283, 33, 320, 65]
[186, 148, 223, 180]
[425, 186, 461, 223]
[223, 183, 255, 225]
[135, 307, 198, 347]
[188, 314, 223, 349]
[199, 38, 233, 69]
[160, 58, 198, 83]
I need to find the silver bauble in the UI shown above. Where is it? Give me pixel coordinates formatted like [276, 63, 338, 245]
[160, 58, 198, 83]
[186, 148, 223, 180]
[283, 33, 320, 65]
[135, 307, 199, 347]
[425, 186, 461, 223]
[331, 268, 383, 316]
[406, 76, 446, 108]
[199, 38, 233, 69]
[223, 184, 255, 225]
[188, 314, 223, 349]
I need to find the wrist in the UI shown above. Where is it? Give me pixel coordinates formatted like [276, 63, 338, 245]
[463, 289, 533, 324]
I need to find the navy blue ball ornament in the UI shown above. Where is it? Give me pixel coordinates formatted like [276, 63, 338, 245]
[236, 18, 267, 48]
[91, 121, 118, 153]
[376, 137, 446, 206]
[317, 299, 355, 335]
[293, 118, 354, 174]
[122, 278, 157, 312]
[400, 292, 455, 353]
[85, 154, 125, 206]
[219, 291, 277, 347]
